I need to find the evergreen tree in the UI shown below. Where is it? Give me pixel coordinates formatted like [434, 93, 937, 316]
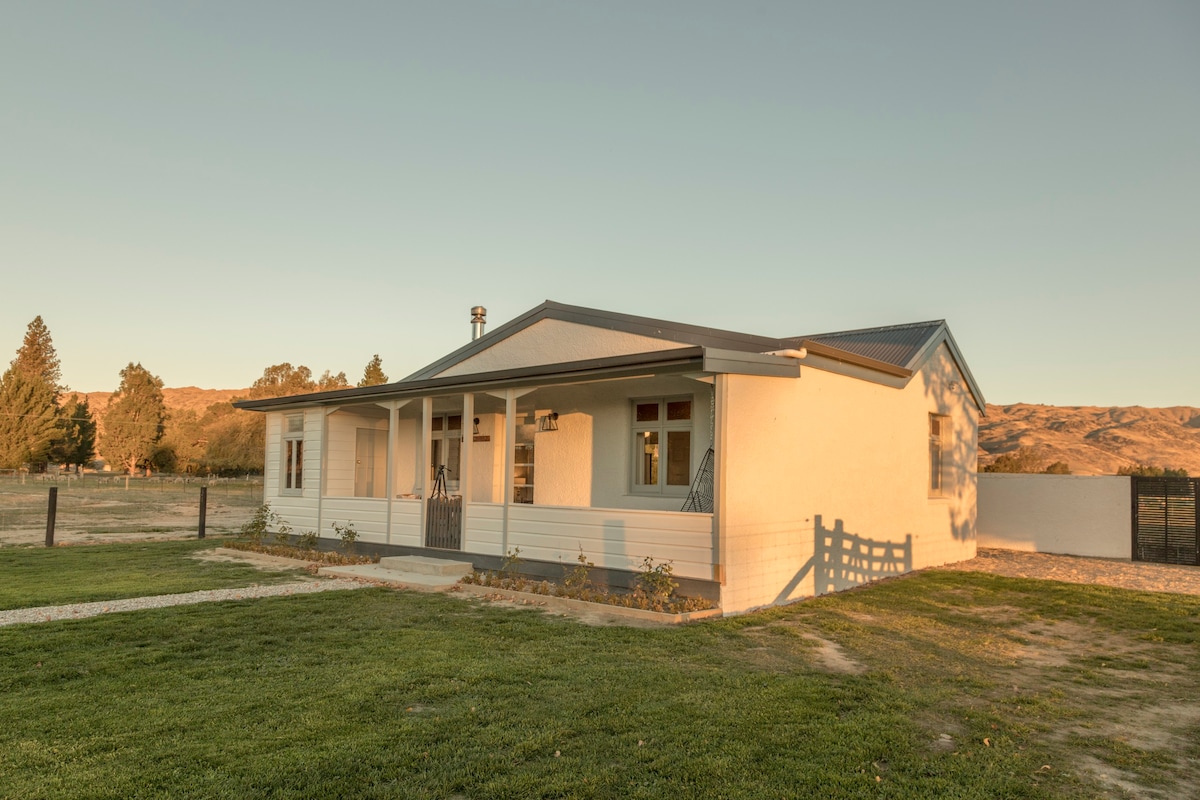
[55, 394, 97, 472]
[358, 354, 388, 387]
[0, 370, 59, 469]
[10, 316, 63, 397]
[103, 363, 166, 475]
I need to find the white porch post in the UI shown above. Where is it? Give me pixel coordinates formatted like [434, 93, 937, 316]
[502, 389, 516, 556]
[460, 393, 474, 550]
[419, 397, 433, 546]
[319, 407, 339, 542]
[376, 400, 411, 546]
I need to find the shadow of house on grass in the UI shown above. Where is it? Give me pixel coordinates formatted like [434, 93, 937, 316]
[776, 515, 913, 603]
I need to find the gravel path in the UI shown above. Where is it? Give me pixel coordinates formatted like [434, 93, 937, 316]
[0, 579, 367, 628]
[939, 547, 1200, 596]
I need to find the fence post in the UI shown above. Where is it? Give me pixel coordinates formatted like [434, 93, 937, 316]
[45, 487, 57, 547]
[198, 486, 207, 539]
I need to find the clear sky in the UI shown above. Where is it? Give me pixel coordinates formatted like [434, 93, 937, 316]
[2, 1, 1197, 407]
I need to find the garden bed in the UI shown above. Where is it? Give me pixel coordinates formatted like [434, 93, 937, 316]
[456, 582, 722, 625]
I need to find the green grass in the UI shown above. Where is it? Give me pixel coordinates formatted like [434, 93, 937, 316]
[1, 546, 1198, 798]
[0, 540, 305, 610]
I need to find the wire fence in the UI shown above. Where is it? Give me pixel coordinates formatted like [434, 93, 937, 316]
[0, 473, 264, 546]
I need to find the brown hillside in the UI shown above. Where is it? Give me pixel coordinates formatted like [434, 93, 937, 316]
[80, 387, 246, 416]
[980, 404, 1200, 476]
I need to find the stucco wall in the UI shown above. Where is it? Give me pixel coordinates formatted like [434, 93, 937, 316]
[718, 343, 978, 613]
[977, 474, 1131, 558]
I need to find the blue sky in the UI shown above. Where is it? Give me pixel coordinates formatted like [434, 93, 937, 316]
[2, 1, 1197, 406]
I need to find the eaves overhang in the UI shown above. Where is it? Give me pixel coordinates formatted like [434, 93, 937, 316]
[233, 346, 802, 412]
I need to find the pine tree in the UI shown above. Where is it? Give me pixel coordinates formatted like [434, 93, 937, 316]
[10, 315, 63, 396]
[0, 370, 59, 469]
[103, 363, 166, 475]
[55, 394, 97, 472]
[358, 354, 388, 387]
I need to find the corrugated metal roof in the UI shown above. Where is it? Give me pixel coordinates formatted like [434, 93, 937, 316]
[786, 320, 945, 370]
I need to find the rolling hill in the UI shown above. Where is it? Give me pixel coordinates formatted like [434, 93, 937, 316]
[979, 404, 1200, 476]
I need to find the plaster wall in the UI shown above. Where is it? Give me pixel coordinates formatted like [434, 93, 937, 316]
[435, 319, 689, 378]
[467, 412, 505, 503]
[977, 474, 1131, 558]
[391, 415, 420, 496]
[519, 377, 714, 512]
[718, 343, 978, 613]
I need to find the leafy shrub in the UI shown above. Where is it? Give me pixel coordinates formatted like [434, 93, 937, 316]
[330, 520, 358, 552]
[296, 529, 319, 550]
[241, 503, 287, 545]
[562, 549, 593, 595]
[633, 556, 678, 611]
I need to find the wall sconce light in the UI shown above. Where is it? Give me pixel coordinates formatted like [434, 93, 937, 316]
[538, 411, 559, 432]
[472, 417, 480, 435]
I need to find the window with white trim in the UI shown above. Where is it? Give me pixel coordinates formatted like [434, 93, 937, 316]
[632, 398, 692, 494]
[282, 413, 304, 494]
[929, 413, 949, 497]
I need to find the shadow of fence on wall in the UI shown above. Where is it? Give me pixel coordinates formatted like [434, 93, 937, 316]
[775, 514, 913, 603]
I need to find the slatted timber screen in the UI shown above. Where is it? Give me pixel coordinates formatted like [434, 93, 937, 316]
[425, 496, 463, 550]
[1131, 477, 1198, 566]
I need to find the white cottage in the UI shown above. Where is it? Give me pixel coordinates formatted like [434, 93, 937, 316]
[234, 301, 984, 614]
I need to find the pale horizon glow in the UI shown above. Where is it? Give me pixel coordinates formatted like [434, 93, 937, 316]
[2, 2, 1197, 407]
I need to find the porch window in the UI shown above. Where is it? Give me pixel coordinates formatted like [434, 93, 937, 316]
[929, 413, 949, 497]
[632, 398, 692, 494]
[282, 414, 304, 494]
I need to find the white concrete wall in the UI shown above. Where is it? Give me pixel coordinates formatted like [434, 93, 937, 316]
[977, 474, 1131, 558]
[436, 319, 689, 378]
[718, 343, 978, 613]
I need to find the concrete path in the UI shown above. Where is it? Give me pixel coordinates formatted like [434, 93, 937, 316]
[0, 579, 366, 627]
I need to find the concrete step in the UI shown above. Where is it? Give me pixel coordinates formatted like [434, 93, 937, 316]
[378, 555, 474, 577]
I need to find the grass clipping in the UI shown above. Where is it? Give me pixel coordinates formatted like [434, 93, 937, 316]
[461, 549, 714, 614]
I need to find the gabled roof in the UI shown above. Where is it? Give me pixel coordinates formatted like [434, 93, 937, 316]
[404, 300, 781, 381]
[235, 300, 985, 413]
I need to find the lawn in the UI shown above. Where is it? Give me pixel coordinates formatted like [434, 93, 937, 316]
[1, 543, 1198, 799]
[0, 540, 306, 610]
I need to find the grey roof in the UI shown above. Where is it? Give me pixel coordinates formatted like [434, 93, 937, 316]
[785, 320, 947, 373]
[237, 300, 985, 413]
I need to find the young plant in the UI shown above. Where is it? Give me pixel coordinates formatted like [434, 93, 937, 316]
[296, 529, 319, 550]
[500, 547, 523, 577]
[634, 556, 678, 611]
[241, 503, 284, 546]
[562, 548, 594, 596]
[330, 520, 358, 552]
[272, 518, 293, 547]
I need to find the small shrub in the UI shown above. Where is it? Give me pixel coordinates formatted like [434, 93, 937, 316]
[241, 503, 287, 545]
[296, 529, 319, 550]
[562, 549, 593, 594]
[500, 547, 523, 576]
[331, 520, 358, 552]
[634, 556, 678, 611]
